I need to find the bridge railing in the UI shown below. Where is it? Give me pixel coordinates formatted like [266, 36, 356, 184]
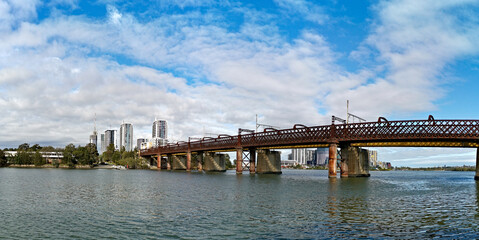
[240, 125, 332, 147]
[336, 119, 479, 141]
[189, 135, 238, 151]
[141, 118, 479, 156]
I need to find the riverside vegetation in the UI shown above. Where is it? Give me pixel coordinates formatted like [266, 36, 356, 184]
[0, 143, 149, 169]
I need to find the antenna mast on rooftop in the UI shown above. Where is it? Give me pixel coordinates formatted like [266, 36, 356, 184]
[94, 113, 97, 134]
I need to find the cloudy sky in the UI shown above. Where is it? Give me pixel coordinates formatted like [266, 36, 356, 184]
[1, 0, 478, 167]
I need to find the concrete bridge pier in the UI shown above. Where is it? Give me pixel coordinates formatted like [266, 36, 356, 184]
[203, 152, 227, 172]
[250, 148, 256, 174]
[340, 145, 370, 177]
[157, 155, 161, 169]
[340, 159, 348, 178]
[236, 148, 243, 174]
[166, 154, 172, 170]
[256, 150, 282, 174]
[197, 151, 203, 171]
[328, 143, 338, 178]
[475, 148, 479, 181]
[186, 151, 192, 171]
[171, 155, 187, 170]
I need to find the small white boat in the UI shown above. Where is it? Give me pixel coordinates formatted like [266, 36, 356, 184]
[112, 165, 127, 170]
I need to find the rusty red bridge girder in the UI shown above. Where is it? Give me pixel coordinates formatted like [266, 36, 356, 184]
[141, 116, 479, 157]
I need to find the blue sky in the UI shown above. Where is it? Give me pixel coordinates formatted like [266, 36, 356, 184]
[0, 0, 478, 167]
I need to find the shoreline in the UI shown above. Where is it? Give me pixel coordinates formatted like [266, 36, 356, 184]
[5, 164, 153, 170]
[2, 165, 475, 171]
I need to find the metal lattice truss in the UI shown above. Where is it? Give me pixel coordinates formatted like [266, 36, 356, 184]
[242, 151, 250, 170]
[141, 117, 479, 156]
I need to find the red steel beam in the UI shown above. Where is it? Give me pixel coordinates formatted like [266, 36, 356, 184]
[141, 118, 479, 157]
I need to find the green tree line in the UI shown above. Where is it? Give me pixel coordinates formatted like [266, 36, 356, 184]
[1, 143, 99, 168]
[101, 144, 148, 169]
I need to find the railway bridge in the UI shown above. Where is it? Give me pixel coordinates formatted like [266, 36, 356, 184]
[140, 116, 479, 179]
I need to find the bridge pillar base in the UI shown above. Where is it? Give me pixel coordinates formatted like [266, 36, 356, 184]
[203, 152, 226, 172]
[340, 145, 370, 177]
[166, 155, 172, 170]
[171, 155, 187, 170]
[197, 152, 203, 172]
[475, 148, 479, 180]
[250, 148, 256, 174]
[256, 150, 282, 174]
[186, 151, 191, 171]
[340, 160, 348, 178]
[236, 148, 243, 174]
[328, 143, 338, 178]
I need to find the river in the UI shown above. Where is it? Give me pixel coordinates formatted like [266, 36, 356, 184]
[0, 168, 478, 239]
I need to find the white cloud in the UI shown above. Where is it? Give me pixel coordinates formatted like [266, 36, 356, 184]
[274, 0, 328, 24]
[107, 5, 122, 25]
[0, 0, 40, 31]
[0, 0, 478, 166]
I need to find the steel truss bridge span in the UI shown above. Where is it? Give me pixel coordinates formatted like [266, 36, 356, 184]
[141, 117, 479, 156]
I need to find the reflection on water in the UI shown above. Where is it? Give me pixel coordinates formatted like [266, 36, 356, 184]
[0, 168, 478, 239]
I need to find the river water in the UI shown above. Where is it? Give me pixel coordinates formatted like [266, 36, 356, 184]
[0, 168, 478, 239]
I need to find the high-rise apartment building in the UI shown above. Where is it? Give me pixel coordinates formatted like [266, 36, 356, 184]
[152, 119, 167, 139]
[291, 148, 316, 166]
[120, 123, 134, 151]
[315, 148, 329, 166]
[89, 115, 98, 151]
[100, 134, 105, 154]
[89, 132, 97, 147]
[368, 150, 378, 167]
[137, 138, 147, 149]
[104, 130, 116, 150]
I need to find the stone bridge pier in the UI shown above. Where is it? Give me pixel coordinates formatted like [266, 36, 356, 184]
[169, 154, 187, 170]
[256, 150, 282, 174]
[203, 152, 227, 172]
[340, 144, 370, 178]
[475, 148, 479, 181]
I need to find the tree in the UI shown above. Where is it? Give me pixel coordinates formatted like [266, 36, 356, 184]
[225, 154, 234, 169]
[85, 143, 99, 165]
[41, 146, 56, 152]
[30, 144, 41, 151]
[63, 144, 77, 167]
[33, 151, 44, 166]
[18, 143, 30, 151]
[103, 144, 115, 163]
[112, 151, 121, 164]
[0, 149, 8, 167]
[121, 149, 135, 160]
[15, 150, 33, 165]
[74, 146, 87, 165]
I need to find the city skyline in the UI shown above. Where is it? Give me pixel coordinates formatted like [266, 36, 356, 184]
[0, 1, 478, 167]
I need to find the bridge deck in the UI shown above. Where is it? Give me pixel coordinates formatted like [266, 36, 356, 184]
[140, 118, 479, 156]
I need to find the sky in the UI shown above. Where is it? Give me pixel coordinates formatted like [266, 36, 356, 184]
[0, 0, 478, 167]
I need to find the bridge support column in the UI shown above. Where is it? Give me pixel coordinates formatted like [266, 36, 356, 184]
[250, 148, 256, 174]
[475, 148, 479, 180]
[236, 148, 243, 174]
[186, 151, 191, 171]
[340, 159, 348, 178]
[256, 150, 282, 174]
[203, 152, 226, 172]
[328, 143, 337, 178]
[340, 145, 370, 177]
[157, 155, 161, 169]
[166, 155, 172, 170]
[171, 155, 187, 170]
[197, 152, 203, 172]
